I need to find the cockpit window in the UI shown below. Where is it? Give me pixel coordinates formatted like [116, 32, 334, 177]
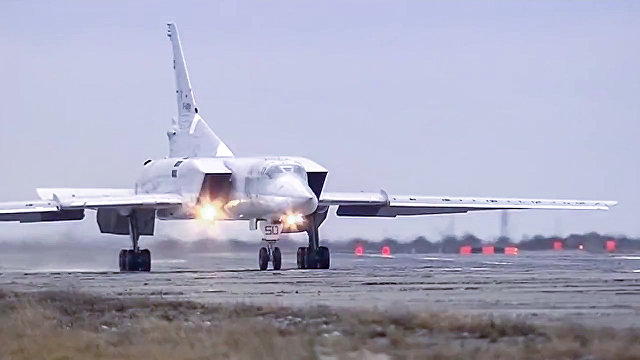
[265, 166, 284, 178]
[265, 164, 307, 180]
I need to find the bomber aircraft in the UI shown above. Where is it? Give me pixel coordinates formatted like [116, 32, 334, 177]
[0, 23, 617, 271]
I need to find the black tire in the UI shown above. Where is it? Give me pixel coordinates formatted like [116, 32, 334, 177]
[297, 247, 307, 269]
[140, 249, 151, 272]
[259, 247, 269, 271]
[119, 249, 127, 271]
[125, 249, 137, 271]
[272, 247, 282, 270]
[305, 246, 318, 269]
[318, 246, 330, 269]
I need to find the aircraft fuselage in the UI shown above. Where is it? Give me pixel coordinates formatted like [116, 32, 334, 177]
[136, 156, 325, 224]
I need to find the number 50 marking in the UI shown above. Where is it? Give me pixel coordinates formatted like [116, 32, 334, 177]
[264, 225, 280, 236]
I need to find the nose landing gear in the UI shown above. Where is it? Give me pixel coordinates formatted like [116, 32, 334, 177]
[258, 221, 283, 271]
[259, 241, 282, 270]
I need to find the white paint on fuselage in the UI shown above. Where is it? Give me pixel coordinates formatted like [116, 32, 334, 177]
[136, 156, 324, 222]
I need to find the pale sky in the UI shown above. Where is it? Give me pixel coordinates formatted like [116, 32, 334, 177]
[0, 0, 638, 243]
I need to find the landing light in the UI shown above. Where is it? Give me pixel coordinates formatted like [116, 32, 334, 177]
[198, 204, 217, 222]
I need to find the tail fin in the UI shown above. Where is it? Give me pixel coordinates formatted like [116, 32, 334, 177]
[166, 23, 233, 158]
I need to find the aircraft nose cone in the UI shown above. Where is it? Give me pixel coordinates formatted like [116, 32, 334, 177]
[273, 174, 318, 215]
[288, 183, 318, 215]
[298, 192, 318, 215]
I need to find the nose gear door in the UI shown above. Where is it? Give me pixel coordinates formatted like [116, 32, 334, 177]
[259, 221, 282, 241]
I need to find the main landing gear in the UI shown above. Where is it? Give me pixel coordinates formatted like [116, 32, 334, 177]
[296, 246, 329, 269]
[296, 210, 330, 269]
[119, 213, 151, 272]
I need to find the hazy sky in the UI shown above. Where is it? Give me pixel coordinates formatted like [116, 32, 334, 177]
[1, 1, 638, 243]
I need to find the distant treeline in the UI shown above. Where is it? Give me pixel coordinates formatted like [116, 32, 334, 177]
[1, 232, 638, 255]
[148, 232, 640, 255]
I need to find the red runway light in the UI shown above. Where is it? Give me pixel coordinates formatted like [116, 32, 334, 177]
[553, 241, 563, 251]
[606, 240, 616, 252]
[482, 246, 495, 255]
[381, 246, 391, 256]
[505, 246, 519, 255]
[459, 246, 472, 255]
[355, 245, 364, 256]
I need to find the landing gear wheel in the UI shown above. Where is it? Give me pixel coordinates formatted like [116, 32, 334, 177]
[304, 246, 318, 269]
[120, 211, 151, 272]
[140, 249, 151, 272]
[125, 250, 137, 271]
[318, 246, 330, 269]
[272, 247, 282, 270]
[297, 246, 330, 270]
[119, 249, 127, 271]
[259, 247, 269, 271]
[120, 249, 151, 272]
[297, 247, 307, 269]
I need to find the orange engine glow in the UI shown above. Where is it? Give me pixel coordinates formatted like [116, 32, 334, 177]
[355, 245, 364, 256]
[482, 246, 495, 255]
[197, 204, 218, 222]
[381, 246, 391, 257]
[505, 246, 519, 255]
[459, 246, 472, 255]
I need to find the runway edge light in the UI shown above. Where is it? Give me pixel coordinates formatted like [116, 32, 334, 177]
[482, 246, 495, 255]
[381, 246, 391, 257]
[459, 246, 472, 255]
[553, 241, 563, 251]
[505, 246, 519, 256]
[606, 240, 616, 252]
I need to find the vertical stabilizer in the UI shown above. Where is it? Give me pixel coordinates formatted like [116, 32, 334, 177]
[166, 23, 233, 158]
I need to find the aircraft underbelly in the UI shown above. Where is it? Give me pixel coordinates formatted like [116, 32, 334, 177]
[224, 195, 291, 220]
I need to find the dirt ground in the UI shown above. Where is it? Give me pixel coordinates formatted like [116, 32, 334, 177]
[1, 289, 640, 360]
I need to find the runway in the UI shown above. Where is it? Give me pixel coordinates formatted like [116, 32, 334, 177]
[1, 250, 640, 328]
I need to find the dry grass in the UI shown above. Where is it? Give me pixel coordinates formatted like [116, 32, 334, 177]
[0, 290, 639, 360]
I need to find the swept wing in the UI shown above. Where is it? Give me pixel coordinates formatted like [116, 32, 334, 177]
[319, 191, 616, 217]
[0, 188, 182, 223]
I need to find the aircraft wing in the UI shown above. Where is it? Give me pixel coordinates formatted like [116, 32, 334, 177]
[0, 188, 183, 223]
[319, 191, 617, 217]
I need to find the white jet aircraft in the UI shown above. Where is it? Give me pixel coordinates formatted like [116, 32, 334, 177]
[0, 23, 617, 271]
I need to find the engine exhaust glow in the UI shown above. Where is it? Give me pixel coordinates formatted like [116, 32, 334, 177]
[198, 204, 217, 222]
[284, 213, 304, 226]
[280, 214, 304, 229]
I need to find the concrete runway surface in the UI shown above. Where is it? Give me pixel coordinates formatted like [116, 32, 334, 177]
[1, 249, 639, 328]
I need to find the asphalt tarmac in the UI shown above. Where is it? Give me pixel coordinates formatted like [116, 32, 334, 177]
[1, 249, 639, 328]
